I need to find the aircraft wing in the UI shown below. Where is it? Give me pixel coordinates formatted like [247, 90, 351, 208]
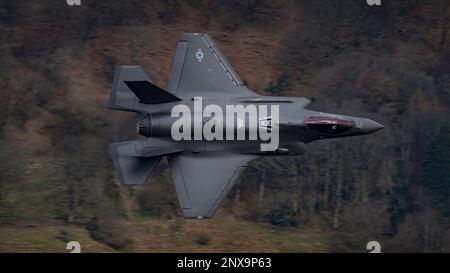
[167, 33, 257, 96]
[168, 152, 258, 218]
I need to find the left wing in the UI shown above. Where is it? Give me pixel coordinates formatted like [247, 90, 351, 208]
[168, 153, 258, 218]
[167, 33, 256, 96]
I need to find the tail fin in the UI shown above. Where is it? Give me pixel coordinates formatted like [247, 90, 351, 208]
[124, 81, 181, 104]
[109, 139, 182, 186]
[109, 66, 181, 112]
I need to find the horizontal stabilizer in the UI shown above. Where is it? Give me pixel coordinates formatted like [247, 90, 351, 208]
[111, 153, 162, 186]
[109, 139, 182, 186]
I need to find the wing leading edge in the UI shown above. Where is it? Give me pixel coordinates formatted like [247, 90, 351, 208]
[168, 153, 258, 218]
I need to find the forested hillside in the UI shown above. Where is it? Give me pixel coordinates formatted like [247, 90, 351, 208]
[0, 0, 449, 252]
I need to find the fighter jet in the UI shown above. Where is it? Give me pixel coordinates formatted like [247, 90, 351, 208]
[108, 33, 383, 218]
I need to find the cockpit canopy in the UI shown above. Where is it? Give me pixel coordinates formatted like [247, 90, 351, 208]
[305, 116, 354, 135]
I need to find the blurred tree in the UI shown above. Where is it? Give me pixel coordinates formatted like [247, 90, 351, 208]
[422, 126, 450, 216]
[387, 160, 415, 235]
[87, 200, 131, 249]
[204, 0, 286, 29]
[264, 73, 291, 95]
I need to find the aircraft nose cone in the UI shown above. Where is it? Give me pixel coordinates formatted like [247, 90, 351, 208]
[361, 119, 384, 134]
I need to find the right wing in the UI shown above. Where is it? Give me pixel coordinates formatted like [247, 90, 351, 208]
[168, 152, 258, 218]
[167, 33, 256, 96]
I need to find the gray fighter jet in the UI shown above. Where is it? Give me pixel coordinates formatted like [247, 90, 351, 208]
[108, 33, 383, 218]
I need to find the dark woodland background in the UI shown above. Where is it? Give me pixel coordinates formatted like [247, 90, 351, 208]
[0, 0, 449, 252]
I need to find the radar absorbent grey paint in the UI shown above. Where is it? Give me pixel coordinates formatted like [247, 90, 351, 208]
[107, 33, 384, 219]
